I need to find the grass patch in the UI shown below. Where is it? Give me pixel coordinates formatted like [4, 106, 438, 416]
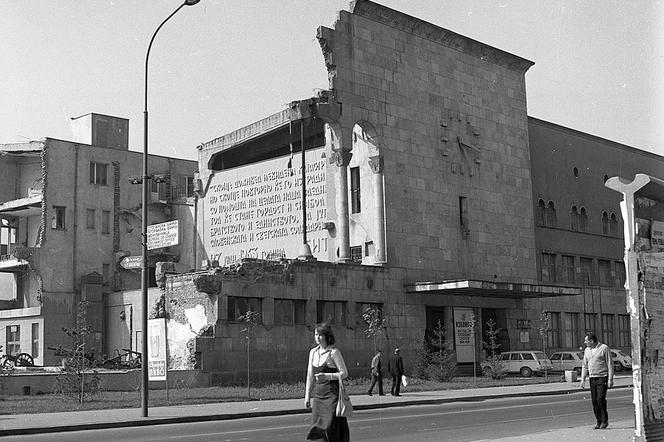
[0, 373, 566, 415]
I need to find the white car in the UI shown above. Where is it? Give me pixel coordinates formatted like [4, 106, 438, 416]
[482, 351, 554, 377]
[611, 349, 632, 371]
[549, 351, 584, 375]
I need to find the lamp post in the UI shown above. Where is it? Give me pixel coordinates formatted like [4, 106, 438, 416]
[141, 0, 199, 417]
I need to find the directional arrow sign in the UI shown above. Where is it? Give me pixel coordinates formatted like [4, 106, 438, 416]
[120, 255, 142, 270]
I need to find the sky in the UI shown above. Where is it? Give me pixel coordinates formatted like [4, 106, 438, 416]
[1, 1, 662, 162]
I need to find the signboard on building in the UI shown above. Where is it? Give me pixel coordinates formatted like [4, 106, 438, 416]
[454, 308, 476, 363]
[119, 255, 142, 270]
[147, 220, 179, 251]
[147, 318, 168, 381]
[204, 148, 328, 265]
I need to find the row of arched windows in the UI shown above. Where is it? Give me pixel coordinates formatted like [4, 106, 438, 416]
[536, 199, 618, 236]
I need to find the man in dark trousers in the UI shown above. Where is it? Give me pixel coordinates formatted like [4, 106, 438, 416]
[579, 332, 614, 429]
[367, 350, 384, 396]
[387, 347, 404, 396]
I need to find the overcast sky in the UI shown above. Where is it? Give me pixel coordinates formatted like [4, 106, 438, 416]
[1, 1, 661, 162]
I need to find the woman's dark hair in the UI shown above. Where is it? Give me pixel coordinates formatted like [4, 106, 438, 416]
[315, 323, 336, 346]
[585, 332, 598, 343]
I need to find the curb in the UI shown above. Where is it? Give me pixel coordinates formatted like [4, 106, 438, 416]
[0, 384, 632, 437]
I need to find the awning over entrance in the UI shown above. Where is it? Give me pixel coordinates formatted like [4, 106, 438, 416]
[404, 279, 582, 299]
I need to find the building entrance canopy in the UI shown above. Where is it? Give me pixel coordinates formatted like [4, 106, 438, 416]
[404, 279, 582, 299]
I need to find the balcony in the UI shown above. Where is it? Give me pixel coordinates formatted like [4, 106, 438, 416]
[0, 246, 36, 271]
[0, 193, 43, 217]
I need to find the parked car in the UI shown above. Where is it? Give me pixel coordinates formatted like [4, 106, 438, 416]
[611, 349, 632, 371]
[549, 351, 584, 375]
[481, 351, 554, 377]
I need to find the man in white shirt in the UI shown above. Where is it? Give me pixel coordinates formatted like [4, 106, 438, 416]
[579, 332, 614, 429]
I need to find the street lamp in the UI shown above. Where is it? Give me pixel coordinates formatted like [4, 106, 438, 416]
[141, 0, 199, 417]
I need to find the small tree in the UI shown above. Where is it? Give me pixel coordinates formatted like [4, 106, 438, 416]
[481, 318, 506, 379]
[238, 310, 261, 398]
[538, 311, 551, 379]
[362, 306, 386, 354]
[53, 300, 101, 403]
[427, 320, 457, 382]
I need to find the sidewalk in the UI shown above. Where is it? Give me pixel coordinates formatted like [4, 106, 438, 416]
[0, 375, 635, 439]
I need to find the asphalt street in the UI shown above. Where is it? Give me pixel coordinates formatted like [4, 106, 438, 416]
[4, 388, 634, 442]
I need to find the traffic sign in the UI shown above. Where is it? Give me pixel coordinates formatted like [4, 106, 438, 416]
[120, 255, 142, 270]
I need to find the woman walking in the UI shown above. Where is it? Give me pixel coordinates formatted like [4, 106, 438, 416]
[304, 323, 350, 441]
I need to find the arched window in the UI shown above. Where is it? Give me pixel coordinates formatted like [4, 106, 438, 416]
[536, 199, 546, 225]
[601, 211, 609, 235]
[570, 205, 579, 231]
[610, 213, 618, 236]
[579, 207, 588, 232]
[546, 201, 557, 227]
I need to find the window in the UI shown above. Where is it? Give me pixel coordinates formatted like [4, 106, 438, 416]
[510, 353, 522, 361]
[598, 260, 612, 286]
[86, 209, 96, 229]
[459, 196, 468, 229]
[151, 179, 168, 201]
[561, 255, 575, 284]
[546, 201, 557, 227]
[563, 312, 580, 348]
[357, 302, 383, 325]
[102, 210, 111, 234]
[579, 207, 588, 232]
[618, 315, 630, 347]
[615, 261, 626, 288]
[227, 296, 262, 322]
[1, 219, 17, 255]
[350, 246, 362, 263]
[6, 325, 20, 355]
[584, 313, 597, 335]
[570, 206, 579, 231]
[546, 312, 561, 349]
[601, 211, 609, 235]
[536, 199, 546, 225]
[541, 252, 556, 283]
[89, 162, 108, 185]
[274, 299, 306, 324]
[52, 206, 66, 230]
[316, 300, 346, 325]
[609, 213, 618, 236]
[579, 257, 594, 286]
[602, 314, 614, 347]
[350, 166, 361, 213]
[364, 241, 375, 258]
[31, 323, 39, 358]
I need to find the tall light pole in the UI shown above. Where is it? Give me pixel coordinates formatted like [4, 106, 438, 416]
[142, 0, 199, 417]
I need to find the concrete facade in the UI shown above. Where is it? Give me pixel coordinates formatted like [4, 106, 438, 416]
[0, 113, 197, 365]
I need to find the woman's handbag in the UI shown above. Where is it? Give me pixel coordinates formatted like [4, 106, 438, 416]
[336, 378, 353, 418]
[401, 375, 409, 387]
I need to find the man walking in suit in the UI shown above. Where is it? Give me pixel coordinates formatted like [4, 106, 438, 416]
[579, 332, 614, 429]
[367, 350, 384, 396]
[388, 348, 404, 396]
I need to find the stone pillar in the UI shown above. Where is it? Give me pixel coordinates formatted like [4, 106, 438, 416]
[331, 149, 352, 262]
[369, 155, 386, 264]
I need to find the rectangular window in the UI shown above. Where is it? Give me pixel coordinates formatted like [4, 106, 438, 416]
[86, 208, 96, 229]
[541, 252, 556, 283]
[151, 180, 168, 201]
[584, 313, 597, 335]
[350, 167, 361, 213]
[561, 255, 575, 284]
[615, 261, 626, 288]
[546, 312, 561, 349]
[317, 300, 346, 325]
[102, 210, 111, 234]
[602, 314, 614, 347]
[459, 196, 468, 229]
[618, 314, 631, 348]
[227, 296, 262, 322]
[52, 206, 66, 230]
[274, 299, 306, 324]
[350, 246, 362, 263]
[579, 257, 594, 286]
[563, 312, 580, 348]
[598, 259, 612, 286]
[89, 162, 108, 185]
[31, 323, 39, 358]
[6, 325, 20, 356]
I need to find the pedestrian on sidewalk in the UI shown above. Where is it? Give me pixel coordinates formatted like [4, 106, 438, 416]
[387, 348, 404, 396]
[579, 332, 614, 430]
[304, 323, 350, 442]
[367, 350, 384, 396]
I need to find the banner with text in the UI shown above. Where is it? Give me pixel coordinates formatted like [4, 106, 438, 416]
[205, 148, 328, 266]
[454, 308, 476, 363]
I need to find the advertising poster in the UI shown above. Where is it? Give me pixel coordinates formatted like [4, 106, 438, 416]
[454, 308, 476, 363]
[147, 318, 168, 381]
